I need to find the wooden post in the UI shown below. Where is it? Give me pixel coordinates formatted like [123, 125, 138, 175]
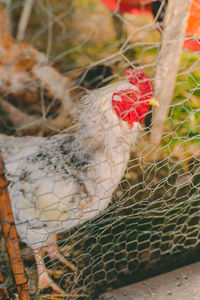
[0, 152, 31, 300]
[150, 0, 192, 145]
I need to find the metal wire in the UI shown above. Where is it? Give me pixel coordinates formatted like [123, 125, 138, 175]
[0, 0, 200, 299]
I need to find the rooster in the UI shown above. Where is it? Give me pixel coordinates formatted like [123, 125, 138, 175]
[0, 69, 158, 293]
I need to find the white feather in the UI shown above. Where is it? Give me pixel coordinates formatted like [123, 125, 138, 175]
[0, 79, 140, 248]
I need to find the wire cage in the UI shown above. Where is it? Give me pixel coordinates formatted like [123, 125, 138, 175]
[0, 0, 200, 299]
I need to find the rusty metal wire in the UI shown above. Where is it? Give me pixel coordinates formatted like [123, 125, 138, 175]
[0, 152, 31, 300]
[0, 268, 9, 299]
[0, 0, 200, 299]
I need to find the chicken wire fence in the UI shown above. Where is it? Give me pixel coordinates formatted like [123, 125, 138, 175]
[0, 0, 200, 299]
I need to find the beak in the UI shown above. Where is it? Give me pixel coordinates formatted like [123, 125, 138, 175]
[149, 98, 160, 107]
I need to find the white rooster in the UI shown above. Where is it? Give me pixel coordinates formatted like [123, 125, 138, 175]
[0, 69, 158, 293]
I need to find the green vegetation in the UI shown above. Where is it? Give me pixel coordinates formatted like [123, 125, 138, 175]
[1, 2, 200, 299]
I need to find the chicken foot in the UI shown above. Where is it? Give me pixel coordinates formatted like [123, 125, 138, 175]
[44, 234, 76, 272]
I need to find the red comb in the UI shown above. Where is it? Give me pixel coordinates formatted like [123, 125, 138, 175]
[125, 68, 145, 79]
[125, 68, 154, 93]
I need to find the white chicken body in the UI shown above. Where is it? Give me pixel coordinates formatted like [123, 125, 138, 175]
[0, 80, 140, 249]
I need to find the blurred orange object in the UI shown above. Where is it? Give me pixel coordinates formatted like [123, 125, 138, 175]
[101, 0, 200, 52]
[184, 0, 200, 51]
[100, 0, 152, 14]
[186, 0, 200, 37]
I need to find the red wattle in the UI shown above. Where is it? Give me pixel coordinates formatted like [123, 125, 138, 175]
[112, 91, 150, 126]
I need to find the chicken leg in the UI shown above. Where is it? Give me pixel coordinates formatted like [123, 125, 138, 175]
[33, 248, 64, 293]
[33, 234, 76, 293]
[44, 234, 76, 272]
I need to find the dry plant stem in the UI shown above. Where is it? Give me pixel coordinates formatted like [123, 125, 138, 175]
[0, 268, 9, 299]
[16, 0, 34, 42]
[0, 152, 31, 300]
[150, 0, 192, 145]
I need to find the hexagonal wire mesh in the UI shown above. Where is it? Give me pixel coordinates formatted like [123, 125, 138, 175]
[0, 0, 200, 299]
